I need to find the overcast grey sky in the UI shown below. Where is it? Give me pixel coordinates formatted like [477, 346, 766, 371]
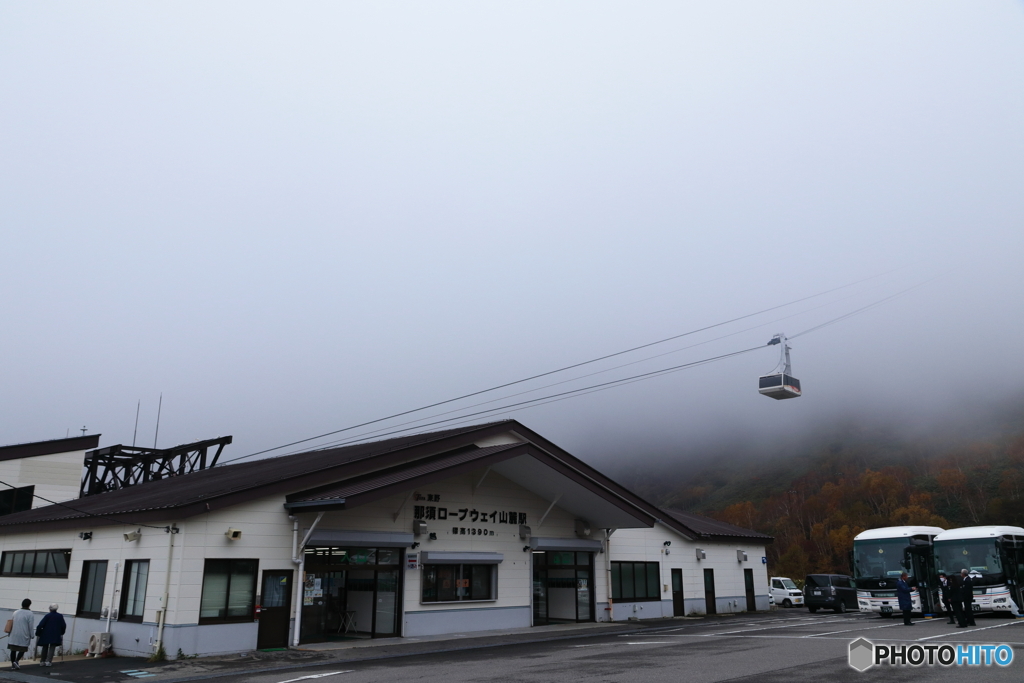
[2, 2, 1022, 467]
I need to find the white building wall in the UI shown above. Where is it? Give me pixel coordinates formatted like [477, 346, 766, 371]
[609, 524, 769, 618]
[0, 462, 615, 655]
[294, 467, 598, 636]
[0, 449, 87, 506]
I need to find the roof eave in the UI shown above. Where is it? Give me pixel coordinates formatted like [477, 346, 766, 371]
[284, 498, 347, 512]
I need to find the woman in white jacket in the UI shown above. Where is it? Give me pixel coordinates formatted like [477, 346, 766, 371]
[7, 598, 34, 671]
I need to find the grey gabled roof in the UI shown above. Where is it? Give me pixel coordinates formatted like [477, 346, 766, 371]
[0, 420, 660, 533]
[660, 507, 773, 542]
[0, 419, 765, 543]
[284, 442, 526, 510]
[0, 423, 513, 531]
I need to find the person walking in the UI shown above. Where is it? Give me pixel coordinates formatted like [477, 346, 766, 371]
[896, 572, 914, 626]
[938, 572, 956, 624]
[35, 604, 66, 667]
[960, 569, 977, 626]
[6, 599, 34, 671]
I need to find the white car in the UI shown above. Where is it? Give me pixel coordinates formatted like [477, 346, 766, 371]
[770, 577, 804, 607]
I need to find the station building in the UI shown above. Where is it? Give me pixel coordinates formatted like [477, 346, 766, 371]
[0, 421, 770, 658]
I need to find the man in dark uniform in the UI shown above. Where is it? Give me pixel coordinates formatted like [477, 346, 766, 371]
[950, 571, 968, 627]
[896, 572, 914, 625]
[960, 568, 976, 627]
[938, 572, 956, 624]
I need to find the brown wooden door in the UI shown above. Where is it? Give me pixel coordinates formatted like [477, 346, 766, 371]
[744, 569, 756, 611]
[704, 568, 717, 615]
[257, 570, 292, 649]
[671, 568, 685, 616]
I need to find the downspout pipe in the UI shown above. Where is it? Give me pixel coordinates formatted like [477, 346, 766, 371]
[106, 562, 120, 633]
[154, 525, 179, 655]
[605, 528, 615, 622]
[290, 512, 324, 648]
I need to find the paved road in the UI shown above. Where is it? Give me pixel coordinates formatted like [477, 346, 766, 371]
[4, 612, 1023, 682]
[209, 613, 1024, 683]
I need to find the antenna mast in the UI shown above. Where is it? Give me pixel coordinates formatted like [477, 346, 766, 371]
[153, 393, 163, 449]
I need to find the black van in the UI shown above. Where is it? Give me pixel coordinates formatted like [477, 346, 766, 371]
[804, 574, 858, 613]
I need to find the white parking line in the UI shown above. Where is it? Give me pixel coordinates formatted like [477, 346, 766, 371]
[710, 616, 855, 635]
[628, 614, 868, 636]
[916, 619, 1024, 641]
[805, 620, 937, 637]
[277, 672, 354, 683]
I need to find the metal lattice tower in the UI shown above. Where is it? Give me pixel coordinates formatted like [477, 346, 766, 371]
[80, 436, 232, 497]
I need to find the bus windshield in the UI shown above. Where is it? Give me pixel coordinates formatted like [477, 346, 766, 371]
[853, 538, 911, 581]
[933, 539, 1004, 586]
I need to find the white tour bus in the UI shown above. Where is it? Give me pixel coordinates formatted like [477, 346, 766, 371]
[853, 526, 944, 616]
[932, 526, 1024, 617]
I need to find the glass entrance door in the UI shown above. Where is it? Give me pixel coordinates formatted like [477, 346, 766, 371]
[374, 570, 399, 636]
[300, 546, 402, 641]
[532, 551, 594, 625]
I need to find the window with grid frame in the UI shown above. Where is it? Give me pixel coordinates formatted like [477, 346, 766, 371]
[77, 560, 108, 617]
[421, 564, 495, 602]
[610, 561, 661, 601]
[119, 559, 150, 622]
[0, 549, 71, 578]
[199, 559, 259, 624]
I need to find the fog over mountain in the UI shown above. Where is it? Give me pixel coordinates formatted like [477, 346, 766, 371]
[2, 2, 1022, 471]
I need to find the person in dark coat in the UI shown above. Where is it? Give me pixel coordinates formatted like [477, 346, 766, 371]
[960, 569, 977, 626]
[896, 572, 914, 625]
[34, 604, 66, 667]
[948, 572, 968, 627]
[938, 572, 956, 624]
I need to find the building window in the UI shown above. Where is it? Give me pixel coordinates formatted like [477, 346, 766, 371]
[0, 485, 34, 517]
[119, 560, 150, 622]
[422, 564, 495, 602]
[610, 561, 660, 601]
[0, 549, 71, 578]
[199, 559, 258, 624]
[77, 560, 108, 617]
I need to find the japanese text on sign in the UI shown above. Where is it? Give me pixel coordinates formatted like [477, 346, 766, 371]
[414, 506, 527, 525]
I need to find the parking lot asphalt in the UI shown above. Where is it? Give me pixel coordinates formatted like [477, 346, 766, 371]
[3, 611, 1023, 683]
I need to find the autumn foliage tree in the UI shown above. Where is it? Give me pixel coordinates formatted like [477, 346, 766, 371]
[667, 430, 1024, 577]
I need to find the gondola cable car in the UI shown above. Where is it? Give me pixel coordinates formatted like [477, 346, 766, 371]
[758, 333, 802, 399]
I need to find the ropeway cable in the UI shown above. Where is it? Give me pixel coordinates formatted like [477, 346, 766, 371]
[221, 269, 904, 464]
[259, 276, 938, 454]
[789, 277, 938, 340]
[243, 346, 766, 459]
[295, 282, 895, 450]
